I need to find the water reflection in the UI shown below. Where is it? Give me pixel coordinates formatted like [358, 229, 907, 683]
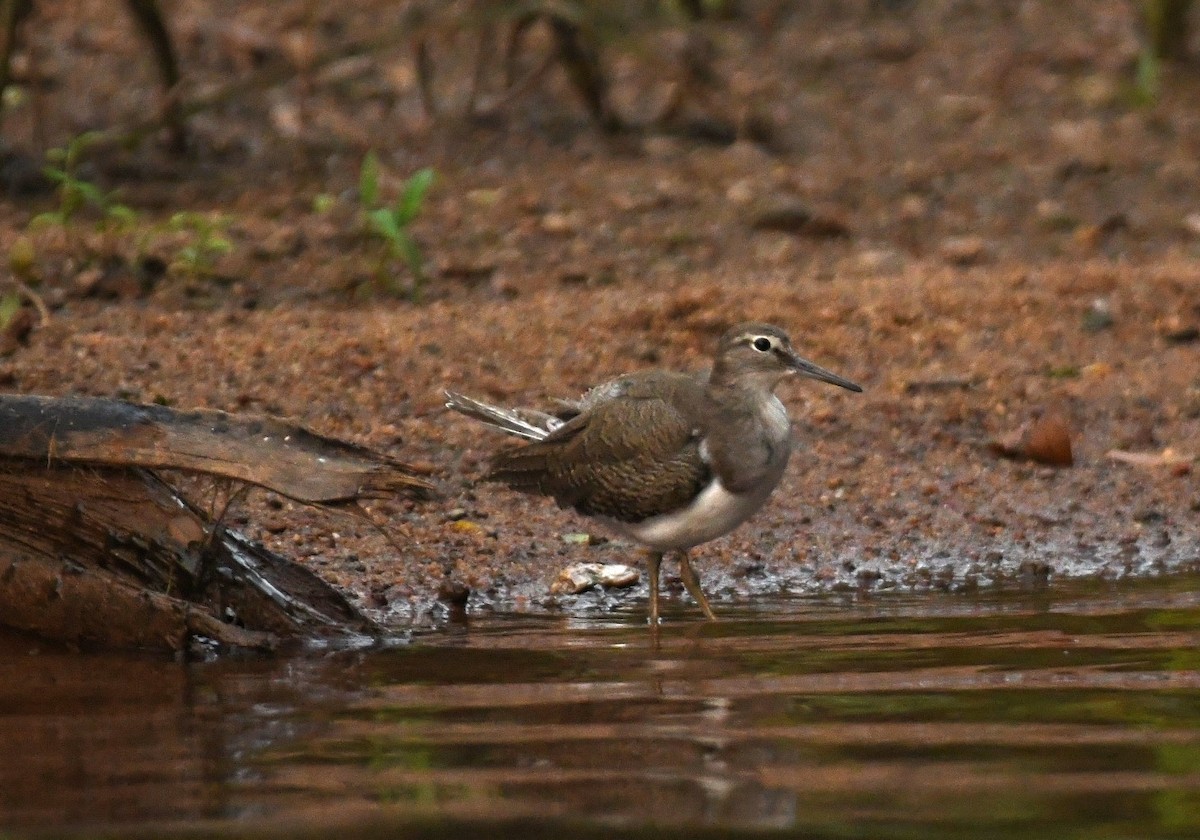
[1, 577, 1198, 838]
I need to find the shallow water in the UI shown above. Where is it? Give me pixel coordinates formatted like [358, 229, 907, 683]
[2, 576, 1199, 839]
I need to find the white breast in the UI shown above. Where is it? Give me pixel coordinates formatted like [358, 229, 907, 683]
[761, 394, 790, 441]
[614, 477, 770, 552]
[608, 392, 793, 553]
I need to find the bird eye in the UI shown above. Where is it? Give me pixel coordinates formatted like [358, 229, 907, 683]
[752, 337, 772, 352]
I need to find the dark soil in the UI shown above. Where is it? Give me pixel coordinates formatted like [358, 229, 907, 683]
[3, 1, 1198, 626]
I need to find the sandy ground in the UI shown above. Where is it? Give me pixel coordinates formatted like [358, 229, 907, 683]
[2, 0, 1198, 626]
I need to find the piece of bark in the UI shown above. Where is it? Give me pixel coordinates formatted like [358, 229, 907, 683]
[0, 394, 434, 503]
[0, 394, 436, 653]
[0, 545, 276, 653]
[0, 463, 376, 651]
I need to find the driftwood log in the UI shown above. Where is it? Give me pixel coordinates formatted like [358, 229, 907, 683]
[0, 394, 434, 654]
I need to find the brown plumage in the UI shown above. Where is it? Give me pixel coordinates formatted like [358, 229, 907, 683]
[487, 372, 710, 522]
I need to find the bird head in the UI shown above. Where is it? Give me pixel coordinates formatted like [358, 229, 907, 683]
[712, 323, 863, 394]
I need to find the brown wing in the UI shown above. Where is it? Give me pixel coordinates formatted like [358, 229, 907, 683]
[486, 395, 710, 522]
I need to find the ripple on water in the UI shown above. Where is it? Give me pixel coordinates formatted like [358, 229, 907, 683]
[1, 576, 1198, 839]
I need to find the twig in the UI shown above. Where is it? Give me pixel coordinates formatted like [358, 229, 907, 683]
[10, 278, 49, 325]
[95, 14, 427, 149]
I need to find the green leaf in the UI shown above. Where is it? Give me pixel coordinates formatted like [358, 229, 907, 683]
[61, 190, 83, 219]
[396, 167, 435, 225]
[65, 130, 103, 164]
[107, 204, 139, 226]
[1134, 46, 1161, 106]
[396, 231, 424, 279]
[368, 207, 401, 243]
[29, 211, 65, 230]
[73, 180, 106, 208]
[359, 150, 381, 208]
[1046, 365, 1080, 379]
[208, 235, 234, 255]
[168, 211, 193, 231]
[0, 292, 21, 329]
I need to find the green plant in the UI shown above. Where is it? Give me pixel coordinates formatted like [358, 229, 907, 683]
[0, 291, 21, 332]
[358, 151, 436, 300]
[1144, 0, 1192, 62]
[20, 134, 244, 288]
[312, 193, 336, 214]
[31, 132, 139, 234]
[1131, 44, 1162, 106]
[166, 212, 234, 277]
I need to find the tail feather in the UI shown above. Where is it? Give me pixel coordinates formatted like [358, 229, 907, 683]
[444, 391, 561, 441]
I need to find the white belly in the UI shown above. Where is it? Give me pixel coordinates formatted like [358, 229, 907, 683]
[614, 478, 772, 552]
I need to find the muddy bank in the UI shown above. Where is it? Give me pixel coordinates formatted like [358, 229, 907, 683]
[1, 2, 1198, 626]
[7, 260, 1197, 625]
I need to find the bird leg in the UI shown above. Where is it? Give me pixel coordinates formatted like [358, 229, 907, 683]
[647, 551, 662, 626]
[678, 550, 716, 620]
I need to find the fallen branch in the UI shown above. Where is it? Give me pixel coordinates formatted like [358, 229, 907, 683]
[0, 394, 435, 653]
[0, 394, 433, 503]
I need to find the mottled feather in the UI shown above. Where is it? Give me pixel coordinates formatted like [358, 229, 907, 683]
[487, 374, 712, 522]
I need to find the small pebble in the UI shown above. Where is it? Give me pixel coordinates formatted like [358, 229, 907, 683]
[550, 563, 639, 595]
[939, 235, 988, 266]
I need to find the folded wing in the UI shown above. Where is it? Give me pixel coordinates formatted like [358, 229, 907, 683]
[488, 394, 710, 522]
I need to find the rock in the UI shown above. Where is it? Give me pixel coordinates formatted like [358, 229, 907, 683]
[1073, 74, 1120, 109]
[466, 188, 503, 207]
[991, 413, 1074, 467]
[1082, 298, 1114, 333]
[73, 266, 105, 296]
[550, 563, 639, 595]
[1073, 214, 1129, 250]
[903, 375, 973, 394]
[936, 94, 990, 125]
[541, 211, 581, 235]
[750, 200, 850, 238]
[846, 248, 905, 276]
[1035, 199, 1076, 230]
[938, 235, 989, 266]
[439, 261, 497, 285]
[269, 101, 303, 139]
[253, 225, 304, 259]
[1184, 213, 1200, 238]
[725, 178, 756, 206]
[865, 26, 919, 62]
[1025, 415, 1074, 466]
[719, 140, 774, 170]
[642, 135, 684, 159]
[1081, 362, 1113, 379]
[437, 577, 471, 605]
[1050, 119, 1107, 170]
[897, 194, 928, 220]
[1161, 322, 1199, 344]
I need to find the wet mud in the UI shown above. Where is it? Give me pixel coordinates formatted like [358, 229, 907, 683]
[1, 1, 1197, 624]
